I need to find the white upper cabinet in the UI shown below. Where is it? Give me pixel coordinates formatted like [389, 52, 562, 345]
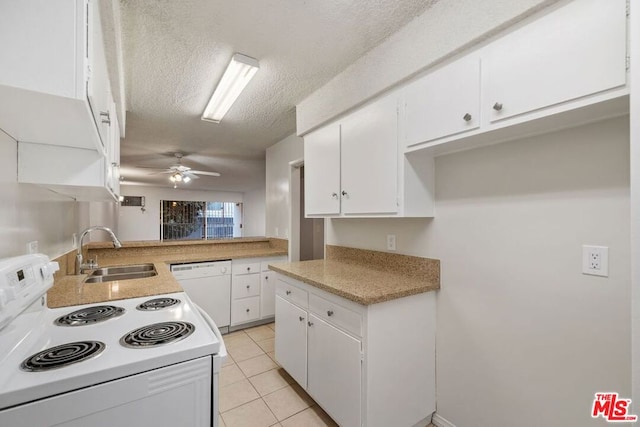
[304, 94, 434, 218]
[483, 0, 627, 124]
[404, 57, 481, 147]
[341, 94, 398, 215]
[0, 0, 111, 152]
[304, 123, 341, 216]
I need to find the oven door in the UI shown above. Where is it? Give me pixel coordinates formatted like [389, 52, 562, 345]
[0, 356, 213, 427]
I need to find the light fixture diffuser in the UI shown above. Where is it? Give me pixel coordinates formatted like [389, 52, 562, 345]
[201, 53, 260, 123]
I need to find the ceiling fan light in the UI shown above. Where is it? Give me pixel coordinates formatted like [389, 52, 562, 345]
[202, 53, 259, 123]
[183, 175, 191, 183]
[169, 175, 176, 182]
[174, 172, 183, 182]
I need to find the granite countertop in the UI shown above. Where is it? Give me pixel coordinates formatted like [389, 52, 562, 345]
[48, 238, 288, 308]
[269, 246, 440, 305]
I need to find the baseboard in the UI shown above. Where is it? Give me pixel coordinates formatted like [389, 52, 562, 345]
[227, 316, 274, 333]
[432, 413, 457, 427]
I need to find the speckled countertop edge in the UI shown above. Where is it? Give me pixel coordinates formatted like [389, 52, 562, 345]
[48, 239, 288, 308]
[269, 247, 440, 305]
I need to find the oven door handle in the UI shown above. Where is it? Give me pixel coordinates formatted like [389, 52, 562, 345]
[193, 303, 227, 364]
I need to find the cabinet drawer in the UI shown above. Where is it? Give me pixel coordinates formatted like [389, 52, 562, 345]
[309, 294, 362, 337]
[232, 261, 261, 275]
[232, 274, 260, 299]
[231, 296, 260, 325]
[276, 279, 308, 309]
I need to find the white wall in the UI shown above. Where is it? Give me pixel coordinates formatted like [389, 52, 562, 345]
[630, 0, 640, 410]
[296, 0, 560, 134]
[0, 130, 88, 258]
[265, 133, 303, 238]
[327, 117, 630, 427]
[243, 187, 266, 237]
[118, 185, 243, 241]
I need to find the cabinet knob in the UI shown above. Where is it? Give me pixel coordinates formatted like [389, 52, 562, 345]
[246, 267, 251, 272]
[265, 276, 269, 280]
[463, 113, 472, 122]
[246, 308, 250, 313]
[307, 321, 314, 327]
[331, 192, 338, 199]
[299, 316, 305, 322]
[327, 310, 334, 317]
[286, 290, 291, 295]
[493, 102, 503, 111]
[246, 285, 250, 289]
[341, 190, 348, 197]
[100, 111, 111, 125]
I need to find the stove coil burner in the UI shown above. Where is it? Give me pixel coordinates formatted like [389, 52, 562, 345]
[120, 321, 194, 348]
[21, 341, 106, 372]
[136, 297, 181, 311]
[55, 305, 125, 326]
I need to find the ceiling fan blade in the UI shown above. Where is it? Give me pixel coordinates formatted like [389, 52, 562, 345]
[191, 170, 221, 177]
[183, 172, 199, 179]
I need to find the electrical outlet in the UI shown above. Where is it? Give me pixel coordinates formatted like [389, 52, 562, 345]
[27, 241, 38, 254]
[387, 235, 396, 251]
[582, 245, 609, 277]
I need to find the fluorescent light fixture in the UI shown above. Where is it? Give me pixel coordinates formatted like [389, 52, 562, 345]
[201, 53, 259, 123]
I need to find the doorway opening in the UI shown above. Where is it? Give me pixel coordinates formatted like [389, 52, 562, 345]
[290, 162, 324, 262]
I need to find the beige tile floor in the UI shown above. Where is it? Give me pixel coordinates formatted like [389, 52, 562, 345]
[220, 323, 436, 427]
[220, 323, 338, 427]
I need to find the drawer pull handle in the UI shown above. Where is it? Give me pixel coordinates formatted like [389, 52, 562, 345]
[286, 290, 291, 295]
[327, 310, 334, 316]
[463, 113, 472, 122]
[299, 316, 305, 322]
[246, 308, 250, 313]
[493, 102, 503, 111]
[308, 321, 314, 327]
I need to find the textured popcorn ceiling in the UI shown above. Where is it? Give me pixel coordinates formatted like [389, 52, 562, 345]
[119, 0, 437, 191]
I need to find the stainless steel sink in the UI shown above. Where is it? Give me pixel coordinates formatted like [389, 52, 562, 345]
[83, 264, 157, 283]
[88, 264, 156, 276]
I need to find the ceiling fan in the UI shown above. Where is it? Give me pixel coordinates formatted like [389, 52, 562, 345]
[155, 153, 221, 187]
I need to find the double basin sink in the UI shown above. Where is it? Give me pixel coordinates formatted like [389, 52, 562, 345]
[83, 264, 157, 283]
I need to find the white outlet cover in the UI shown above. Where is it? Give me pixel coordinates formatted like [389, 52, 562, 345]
[387, 234, 396, 251]
[582, 245, 609, 277]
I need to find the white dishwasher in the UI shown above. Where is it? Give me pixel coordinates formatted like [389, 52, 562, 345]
[171, 260, 232, 334]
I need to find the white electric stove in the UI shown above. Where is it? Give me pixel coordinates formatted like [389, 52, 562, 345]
[0, 254, 226, 427]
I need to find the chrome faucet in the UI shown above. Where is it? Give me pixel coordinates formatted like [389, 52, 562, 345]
[76, 226, 122, 274]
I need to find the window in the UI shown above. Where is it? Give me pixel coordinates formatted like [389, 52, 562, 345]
[160, 201, 242, 240]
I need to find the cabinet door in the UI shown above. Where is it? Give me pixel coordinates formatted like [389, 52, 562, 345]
[405, 57, 480, 146]
[307, 315, 361, 427]
[484, 0, 627, 123]
[341, 95, 398, 215]
[87, 0, 111, 149]
[304, 123, 341, 215]
[260, 271, 275, 318]
[274, 296, 308, 387]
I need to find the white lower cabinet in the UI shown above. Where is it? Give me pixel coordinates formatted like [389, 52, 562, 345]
[275, 296, 308, 387]
[231, 256, 287, 328]
[274, 273, 436, 427]
[307, 314, 362, 427]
